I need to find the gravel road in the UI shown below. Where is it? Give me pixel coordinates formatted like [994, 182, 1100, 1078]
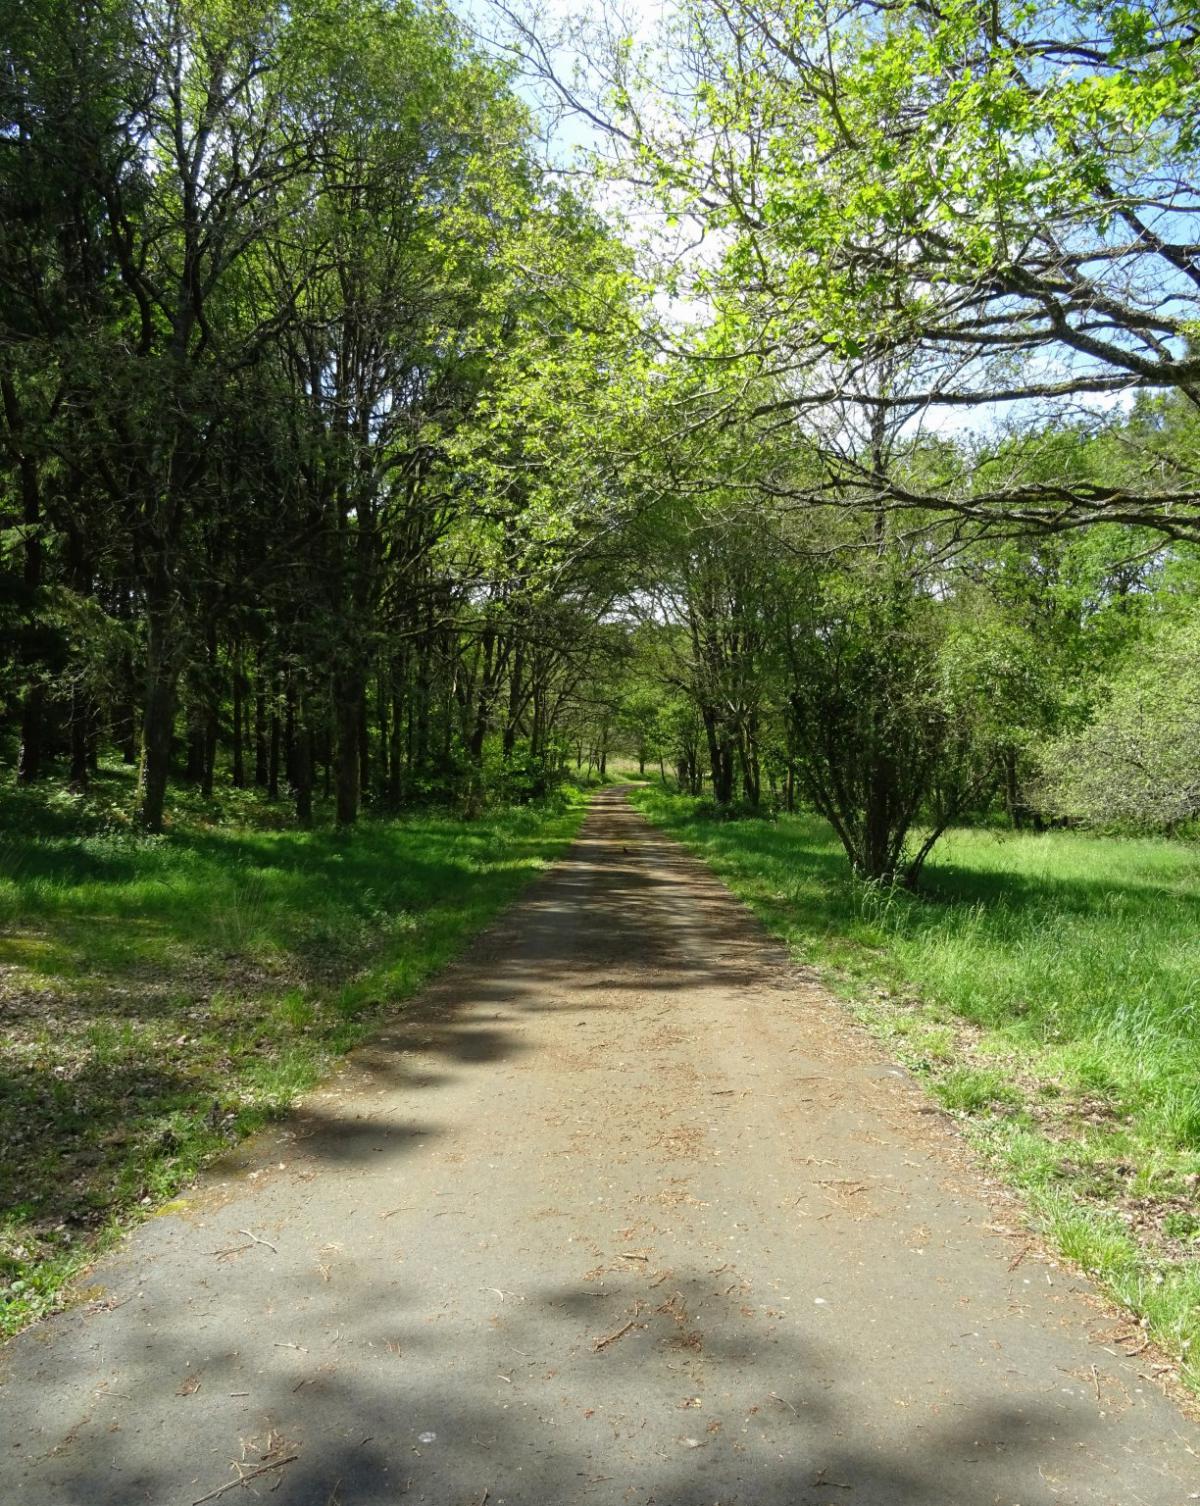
[2, 786, 1198, 1505]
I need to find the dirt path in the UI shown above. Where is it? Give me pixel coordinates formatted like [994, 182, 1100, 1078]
[2, 787, 1198, 1505]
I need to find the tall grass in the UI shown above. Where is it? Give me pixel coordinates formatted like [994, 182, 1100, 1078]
[632, 788, 1200, 1390]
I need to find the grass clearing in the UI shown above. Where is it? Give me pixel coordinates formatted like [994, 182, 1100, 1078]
[631, 785, 1200, 1393]
[0, 773, 588, 1337]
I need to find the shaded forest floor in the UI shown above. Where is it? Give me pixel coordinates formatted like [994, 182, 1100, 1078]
[0, 771, 589, 1335]
[632, 786, 1200, 1393]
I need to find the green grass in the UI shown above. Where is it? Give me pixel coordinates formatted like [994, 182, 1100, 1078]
[632, 787, 1200, 1392]
[0, 773, 588, 1336]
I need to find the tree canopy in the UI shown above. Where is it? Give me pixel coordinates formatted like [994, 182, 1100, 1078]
[4, 0, 1199, 882]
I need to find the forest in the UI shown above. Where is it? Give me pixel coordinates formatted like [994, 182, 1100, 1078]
[2, 0, 1200, 1395]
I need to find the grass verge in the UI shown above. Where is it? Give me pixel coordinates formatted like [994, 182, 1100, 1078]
[0, 775, 588, 1337]
[631, 786, 1200, 1394]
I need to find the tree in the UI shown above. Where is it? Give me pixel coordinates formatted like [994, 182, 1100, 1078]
[505, 0, 1200, 537]
[1038, 605, 1200, 830]
[0, 0, 654, 826]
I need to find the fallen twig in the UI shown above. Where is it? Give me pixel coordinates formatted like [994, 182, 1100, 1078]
[237, 1228, 278, 1254]
[191, 1455, 299, 1505]
[593, 1319, 638, 1353]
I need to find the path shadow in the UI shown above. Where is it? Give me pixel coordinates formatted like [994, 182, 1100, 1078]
[6, 1251, 1149, 1506]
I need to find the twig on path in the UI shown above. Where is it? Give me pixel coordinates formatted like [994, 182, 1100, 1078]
[209, 1244, 254, 1260]
[769, 1392, 798, 1415]
[1007, 1242, 1033, 1271]
[593, 1315, 642, 1353]
[1091, 1364, 1102, 1404]
[478, 1492, 490, 1506]
[190, 1455, 299, 1505]
[619, 1252, 649, 1262]
[593, 1320, 636, 1352]
[236, 1228, 278, 1253]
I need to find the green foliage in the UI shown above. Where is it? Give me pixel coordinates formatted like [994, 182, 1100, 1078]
[590, 0, 1200, 532]
[0, 0, 651, 828]
[1038, 606, 1200, 829]
[771, 515, 1000, 883]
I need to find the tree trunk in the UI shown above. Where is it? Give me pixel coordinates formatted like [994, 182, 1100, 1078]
[268, 709, 281, 801]
[17, 688, 45, 785]
[503, 642, 524, 758]
[68, 685, 90, 791]
[334, 675, 360, 826]
[3, 377, 44, 785]
[357, 693, 370, 807]
[703, 709, 734, 804]
[414, 633, 432, 778]
[185, 718, 206, 783]
[741, 739, 760, 806]
[859, 748, 900, 881]
[254, 688, 269, 786]
[1003, 748, 1024, 829]
[231, 654, 246, 789]
[285, 682, 296, 790]
[293, 718, 313, 829]
[388, 691, 404, 808]
[201, 707, 217, 799]
[137, 595, 176, 834]
[377, 682, 389, 796]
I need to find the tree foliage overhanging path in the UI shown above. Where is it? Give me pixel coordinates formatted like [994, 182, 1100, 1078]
[497, 0, 1200, 532]
[4, 0, 1200, 887]
[486, 0, 1200, 882]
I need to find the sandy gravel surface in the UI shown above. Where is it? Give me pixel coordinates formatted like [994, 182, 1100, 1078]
[2, 786, 1198, 1505]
